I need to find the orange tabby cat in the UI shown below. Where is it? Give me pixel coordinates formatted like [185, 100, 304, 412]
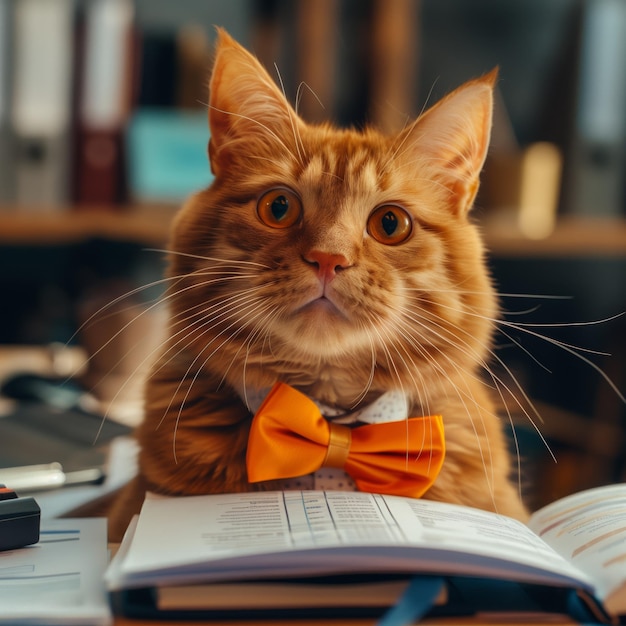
[109, 29, 528, 540]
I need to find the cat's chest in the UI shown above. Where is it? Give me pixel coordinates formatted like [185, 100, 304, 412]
[229, 362, 376, 410]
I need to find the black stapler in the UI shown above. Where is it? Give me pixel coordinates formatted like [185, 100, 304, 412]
[0, 485, 40, 551]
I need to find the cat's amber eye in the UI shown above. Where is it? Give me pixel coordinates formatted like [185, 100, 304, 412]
[367, 204, 413, 245]
[257, 188, 302, 229]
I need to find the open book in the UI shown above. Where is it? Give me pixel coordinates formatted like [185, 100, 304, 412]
[105, 484, 626, 622]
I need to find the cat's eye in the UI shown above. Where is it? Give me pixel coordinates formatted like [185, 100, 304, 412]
[367, 205, 412, 245]
[257, 188, 302, 229]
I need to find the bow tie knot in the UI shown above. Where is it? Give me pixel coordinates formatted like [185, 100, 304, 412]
[323, 422, 351, 468]
[246, 382, 445, 498]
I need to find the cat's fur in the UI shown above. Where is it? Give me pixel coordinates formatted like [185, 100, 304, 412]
[109, 29, 528, 541]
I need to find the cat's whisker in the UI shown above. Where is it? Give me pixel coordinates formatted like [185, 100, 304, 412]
[295, 81, 326, 117]
[221, 301, 285, 393]
[348, 323, 377, 407]
[163, 273, 268, 318]
[273, 64, 307, 166]
[149, 287, 278, 430]
[62, 271, 196, 351]
[405, 286, 574, 302]
[234, 153, 298, 170]
[367, 323, 408, 397]
[165, 302, 270, 448]
[78, 271, 260, 392]
[239, 319, 274, 411]
[380, 74, 439, 174]
[72, 278, 199, 404]
[400, 299, 544, 415]
[392, 299, 493, 389]
[496, 292, 573, 300]
[365, 320, 427, 470]
[382, 127, 417, 172]
[372, 322, 432, 467]
[375, 311, 435, 413]
[294, 81, 304, 116]
[384, 309, 501, 501]
[419, 77, 439, 118]
[165, 282, 276, 354]
[145, 248, 272, 269]
[171, 283, 281, 358]
[428, 291, 587, 371]
[240, 301, 292, 399]
[169, 296, 283, 459]
[500, 321, 625, 404]
[402, 300, 572, 470]
[392, 300, 556, 468]
[498, 305, 544, 318]
[70, 260, 254, 365]
[97, 283, 274, 431]
[421, 296, 555, 376]
[320, 170, 345, 183]
[369, 312, 480, 484]
[388, 308, 487, 414]
[74, 268, 255, 417]
[413, 292, 625, 404]
[446, 302, 625, 403]
[499, 311, 625, 332]
[494, 326, 554, 374]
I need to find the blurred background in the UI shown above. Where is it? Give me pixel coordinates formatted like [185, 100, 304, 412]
[0, 0, 624, 510]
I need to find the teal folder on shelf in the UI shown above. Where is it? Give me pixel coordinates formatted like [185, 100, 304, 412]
[127, 109, 213, 203]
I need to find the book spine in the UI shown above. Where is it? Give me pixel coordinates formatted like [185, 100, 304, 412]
[73, 0, 135, 208]
[567, 0, 626, 216]
[0, 0, 14, 206]
[10, 0, 74, 210]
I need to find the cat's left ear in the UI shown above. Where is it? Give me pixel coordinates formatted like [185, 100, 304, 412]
[207, 28, 302, 177]
[398, 69, 497, 215]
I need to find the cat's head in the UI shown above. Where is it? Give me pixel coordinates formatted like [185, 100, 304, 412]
[167, 29, 498, 403]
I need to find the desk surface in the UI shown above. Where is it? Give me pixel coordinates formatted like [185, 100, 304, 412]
[114, 617, 370, 626]
[114, 616, 578, 626]
[113, 617, 578, 625]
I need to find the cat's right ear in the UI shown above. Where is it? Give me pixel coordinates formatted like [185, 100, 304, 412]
[207, 29, 301, 177]
[395, 70, 496, 216]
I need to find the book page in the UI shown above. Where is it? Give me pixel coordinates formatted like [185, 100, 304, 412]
[0, 518, 111, 625]
[528, 483, 626, 612]
[112, 491, 593, 592]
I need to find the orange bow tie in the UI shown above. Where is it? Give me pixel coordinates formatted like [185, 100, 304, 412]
[246, 382, 445, 498]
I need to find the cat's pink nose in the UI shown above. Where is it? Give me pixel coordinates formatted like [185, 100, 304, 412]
[305, 250, 350, 283]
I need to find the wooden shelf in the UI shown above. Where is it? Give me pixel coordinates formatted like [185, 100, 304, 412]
[482, 215, 626, 257]
[1, 206, 625, 258]
[0, 204, 177, 246]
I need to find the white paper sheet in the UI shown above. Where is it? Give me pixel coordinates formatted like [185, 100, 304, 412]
[0, 518, 111, 625]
